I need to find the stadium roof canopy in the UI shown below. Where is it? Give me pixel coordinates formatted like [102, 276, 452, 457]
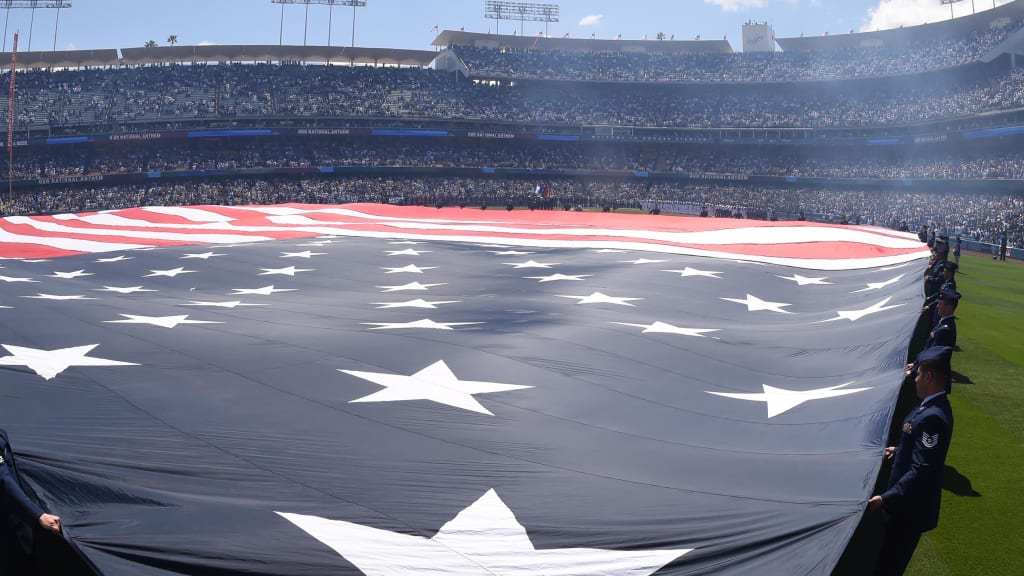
[0, 48, 119, 69]
[432, 30, 733, 54]
[776, 0, 1024, 52]
[119, 45, 438, 66]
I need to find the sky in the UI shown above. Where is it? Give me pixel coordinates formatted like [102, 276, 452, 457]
[0, 0, 1016, 54]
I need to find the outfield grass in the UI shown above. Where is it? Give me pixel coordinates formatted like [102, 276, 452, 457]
[906, 252, 1024, 576]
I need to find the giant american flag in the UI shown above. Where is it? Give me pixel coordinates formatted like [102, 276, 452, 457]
[0, 203, 928, 575]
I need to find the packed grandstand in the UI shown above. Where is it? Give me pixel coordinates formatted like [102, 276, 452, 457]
[1, 0, 1023, 252]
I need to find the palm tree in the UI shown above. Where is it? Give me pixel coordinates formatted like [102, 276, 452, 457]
[167, 35, 178, 46]
[144, 40, 158, 48]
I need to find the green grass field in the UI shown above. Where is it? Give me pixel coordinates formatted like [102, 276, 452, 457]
[905, 252, 1024, 575]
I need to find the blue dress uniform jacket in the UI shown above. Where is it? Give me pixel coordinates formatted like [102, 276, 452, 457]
[880, 394, 954, 532]
[924, 316, 957, 350]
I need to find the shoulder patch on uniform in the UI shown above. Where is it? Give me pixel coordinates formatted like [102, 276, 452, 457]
[0, 455, 5, 464]
[922, 432, 940, 449]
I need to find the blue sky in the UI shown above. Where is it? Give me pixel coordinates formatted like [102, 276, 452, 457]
[0, 0, 1015, 53]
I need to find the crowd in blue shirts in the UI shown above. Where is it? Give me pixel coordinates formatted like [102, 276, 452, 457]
[4, 60, 1024, 132]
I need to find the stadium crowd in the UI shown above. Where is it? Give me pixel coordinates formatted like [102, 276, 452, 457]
[449, 23, 1022, 83]
[1, 20, 1021, 254]
[6, 138, 1024, 181]
[5, 62, 1024, 131]
[2, 176, 1020, 250]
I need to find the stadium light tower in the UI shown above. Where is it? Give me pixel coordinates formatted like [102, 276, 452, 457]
[272, 0, 366, 47]
[940, 0, 966, 19]
[485, 1, 559, 37]
[0, 1, 71, 53]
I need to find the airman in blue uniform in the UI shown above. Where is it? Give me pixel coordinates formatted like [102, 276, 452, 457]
[869, 347, 954, 576]
[924, 289, 959, 350]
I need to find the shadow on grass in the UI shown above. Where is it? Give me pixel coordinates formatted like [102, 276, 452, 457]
[943, 465, 981, 497]
[952, 370, 973, 385]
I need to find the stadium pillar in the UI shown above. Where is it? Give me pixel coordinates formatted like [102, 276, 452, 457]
[279, 1, 285, 45]
[351, 3, 356, 47]
[26, 3, 34, 50]
[2, 4, 9, 53]
[52, 2, 61, 50]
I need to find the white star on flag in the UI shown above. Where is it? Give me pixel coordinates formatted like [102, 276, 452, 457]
[24, 294, 97, 301]
[777, 274, 832, 286]
[372, 299, 461, 309]
[707, 382, 872, 418]
[20, 259, 50, 263]
[721, 294, 792, 313]
[181, 252, 227, 260]
[377, 282, 447, 292]
[259, 266, 314, 276]
[504, 260, 558, 269]
[389, 240, 425, 245]
[387, 249, 431, 256]
[181, 301, 268, 309]
[340, 359, 531, 415]
[145, 267, 196, 278]
[620, 258, 668, 265]
[229, 286, 298, 296]
[557, 292, 642, 306]
[525, 274, 591, 283]
[381, 264, 437, 274]
[850, 274, 905, 293]
[0, 275, 38, 283]
[591, 248, 628, 253]
[278, 489, 690, 575]
[362, 319, 483, 330]
[93, 286, 157, 294]
[95, 255, 134, 263]
[612, 321, 720, 338]
[297, 240, 335, 247]
[50, 270, 93, 279]
[281, 251, 326, 259]
[662, 267, 722, 278]
[819, 297, 905, 322]
[104, 314, 224, 329]
[489, 250, 533, 255]
[0, 344, 138, 381]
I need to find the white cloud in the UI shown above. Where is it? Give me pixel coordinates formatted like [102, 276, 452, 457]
[578, 14, 603, 26]
[704, 0, 765, 12]
[197, 40, 216, 46]
[862, 0, 1014, 32]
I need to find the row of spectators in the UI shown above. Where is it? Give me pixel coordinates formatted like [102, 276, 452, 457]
[4, 62, 1024, 130]
[4, 138, 1024, 180]
[450, 22, 1022, 83]
[2, 176, 1020, 249]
